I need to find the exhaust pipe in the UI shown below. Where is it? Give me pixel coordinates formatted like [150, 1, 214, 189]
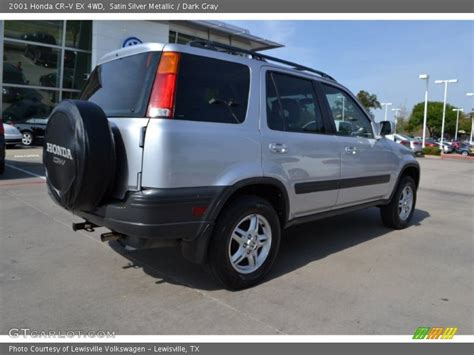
[100, 232, 124, 242]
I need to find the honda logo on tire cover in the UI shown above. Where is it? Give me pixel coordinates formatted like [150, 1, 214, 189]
[46, 142, 73, 160]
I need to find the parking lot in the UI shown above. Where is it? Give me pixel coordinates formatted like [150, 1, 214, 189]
[1, 147, 472, 335]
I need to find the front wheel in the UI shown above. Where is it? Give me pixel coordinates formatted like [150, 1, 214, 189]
[21, 131, 34, 146]
[380, 176, 417, 229]
[208, 196, 281, 290]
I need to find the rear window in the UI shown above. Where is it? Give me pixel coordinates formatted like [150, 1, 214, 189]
[81, 52, 161, 117]
[173, 54, 250, 124]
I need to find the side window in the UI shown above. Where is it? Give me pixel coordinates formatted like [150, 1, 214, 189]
[266, 72, 325, 134]
[320, 83, 374, 139]
[173, 54, 250, 124]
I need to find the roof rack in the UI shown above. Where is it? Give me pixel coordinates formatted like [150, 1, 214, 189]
[187, 40, 336, 82]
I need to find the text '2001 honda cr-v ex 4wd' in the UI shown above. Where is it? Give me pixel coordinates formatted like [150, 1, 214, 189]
[43, 41, 420, 290]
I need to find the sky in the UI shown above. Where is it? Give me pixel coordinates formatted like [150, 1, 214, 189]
[228, 21, 473, 122]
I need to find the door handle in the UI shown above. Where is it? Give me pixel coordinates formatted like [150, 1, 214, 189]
[344, 146, 358, 155]
[269, 143, 288, 154]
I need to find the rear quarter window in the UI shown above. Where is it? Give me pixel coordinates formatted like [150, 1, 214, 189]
[81, 52, 161, 117]
[173, 54, 250, 124]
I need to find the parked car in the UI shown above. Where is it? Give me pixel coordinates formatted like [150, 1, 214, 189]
[3, 100, 52, 123]
[0, 119, 5, 174]
[3, 123, 22, 147]
[455, 143, 474, 156]
[42, 42, 420, 289]
[437, 142, 453, 154]
[386, 133, 423, 155]
[13, 117, 48, 146]
[423, 139, 439, 148]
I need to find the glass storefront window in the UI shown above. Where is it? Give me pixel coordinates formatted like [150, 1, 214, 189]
[62, 91, 80, 100]
[65, 21, 92, 51]
[2, 87, 58, 123]
[4, 21, 63, 46]
[63, 50, 91, 90]
[3, 41, 61, 88]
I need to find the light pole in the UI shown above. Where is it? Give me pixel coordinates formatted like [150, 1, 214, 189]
[337, 95, 345, 121]
[434, 79, 458, 147]
[381, 102, 392, 122]
[452, 108, 463, 141]
[467, 93, 474, 144]
[392, 108, 401, 133]
[419, 74, 429, 147]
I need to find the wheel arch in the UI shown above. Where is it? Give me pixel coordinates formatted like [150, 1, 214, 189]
[208, 177, 290, 226]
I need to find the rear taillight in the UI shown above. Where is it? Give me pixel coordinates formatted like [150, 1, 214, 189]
[147, 52, 181, 118]
[400, 140, 410, 148]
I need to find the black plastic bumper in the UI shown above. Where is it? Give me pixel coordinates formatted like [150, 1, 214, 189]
[76, 186, 225, 242]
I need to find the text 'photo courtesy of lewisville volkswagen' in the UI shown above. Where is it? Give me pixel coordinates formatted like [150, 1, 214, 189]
[0, 18, 472, 346]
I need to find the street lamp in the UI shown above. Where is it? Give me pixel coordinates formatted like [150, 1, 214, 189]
[467, 93, 474, 144]
[452, 108, 463, 141]
[381, 102, 392, 121]
[419, 74, 429, 147]
[434, 79, 458, 148]
[392, 108, 401, 133]
[337, 95, 345, 121]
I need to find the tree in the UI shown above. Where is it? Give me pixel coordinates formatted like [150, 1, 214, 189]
[356, 90, 381, 113]
[408, 101, 460, 138]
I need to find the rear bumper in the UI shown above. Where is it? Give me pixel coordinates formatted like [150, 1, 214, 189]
[76, 186, 225, 241]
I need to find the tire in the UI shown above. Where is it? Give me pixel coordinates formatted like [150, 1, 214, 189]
[380, 176, 417, 229]
[208, 195, 281, 290]
[43, 100, 116, 212]
[21, 131, 34, 146]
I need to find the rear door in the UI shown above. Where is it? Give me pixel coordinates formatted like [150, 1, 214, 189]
[81, 51, 161, 198]
[318, 82, 397, 207]
[260, 69, 341, 219]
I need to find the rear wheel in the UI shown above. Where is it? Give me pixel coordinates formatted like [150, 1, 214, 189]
[380, 176, 416, 229]
[21, 131, 34, 146]
[208, 196, 281, 290]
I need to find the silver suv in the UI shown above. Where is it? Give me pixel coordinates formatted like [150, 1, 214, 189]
[43, 41, 420, 290]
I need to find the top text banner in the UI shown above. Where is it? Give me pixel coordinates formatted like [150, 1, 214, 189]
[1, 0, 473, 13]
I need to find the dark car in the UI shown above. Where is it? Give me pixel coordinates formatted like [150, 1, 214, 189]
[0, 118, 5, 174]
[39, 72, 73, 88]
[3, 100, 52, 123]
[14, 117, 49, 146]
[23, 32, 58, 68]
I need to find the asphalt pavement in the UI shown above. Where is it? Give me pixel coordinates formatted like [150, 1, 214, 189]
[1, 147, 472, 335]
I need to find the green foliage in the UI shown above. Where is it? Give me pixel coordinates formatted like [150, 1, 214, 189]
[408, 101, 464, 137]
[356, 90, 381, 112]
[422, 147, 441, 156]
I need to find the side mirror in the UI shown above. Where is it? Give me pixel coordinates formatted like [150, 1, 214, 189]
[379, 120, 395, 136]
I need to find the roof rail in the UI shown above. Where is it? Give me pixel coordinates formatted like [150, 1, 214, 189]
[187, 40, 336, 82]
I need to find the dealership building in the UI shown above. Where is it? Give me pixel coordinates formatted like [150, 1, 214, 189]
[0, 20, 281, 123]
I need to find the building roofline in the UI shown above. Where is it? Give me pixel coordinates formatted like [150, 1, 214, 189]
[169, 20, 284, 51]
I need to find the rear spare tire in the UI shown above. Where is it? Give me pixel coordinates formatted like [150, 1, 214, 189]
[43, 100, 116, 211]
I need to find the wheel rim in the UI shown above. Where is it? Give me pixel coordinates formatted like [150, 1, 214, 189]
[398, 185, 414, 221]
[22, 133, 32, 145]
[228, 214, 272, 274]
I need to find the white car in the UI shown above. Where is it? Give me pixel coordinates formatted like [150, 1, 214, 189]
[386, 134, 423, 155]
[3, 123, 22, 147]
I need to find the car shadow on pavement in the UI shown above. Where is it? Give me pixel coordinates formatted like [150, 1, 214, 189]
[1, 159, 45, 181]
[109, 207, 430, 291]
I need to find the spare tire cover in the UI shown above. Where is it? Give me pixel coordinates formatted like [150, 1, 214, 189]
[43, 100, 116, 211]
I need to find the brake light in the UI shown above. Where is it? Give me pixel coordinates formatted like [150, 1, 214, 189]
[147, 52, 181, 118]
[0, 120, 3, 135]
[400, 140, 410, 147]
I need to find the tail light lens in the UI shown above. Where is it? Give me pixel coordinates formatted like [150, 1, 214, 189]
[400, 140, 410, 148]
[147, 52, 181, 118]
